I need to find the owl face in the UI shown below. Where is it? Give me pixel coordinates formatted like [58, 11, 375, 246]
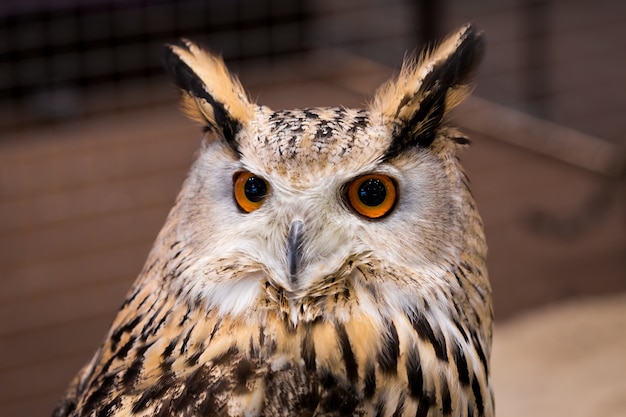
[163, 28, 485, 325]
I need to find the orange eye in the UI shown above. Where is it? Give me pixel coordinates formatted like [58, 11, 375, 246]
[234, 171, 270, 213]
[347, 174, 397, 219]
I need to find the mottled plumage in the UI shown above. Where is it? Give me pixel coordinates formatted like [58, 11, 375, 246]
[54, 24, 493, 417]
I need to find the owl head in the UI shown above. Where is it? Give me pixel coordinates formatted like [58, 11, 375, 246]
[159, 24, 489, 328]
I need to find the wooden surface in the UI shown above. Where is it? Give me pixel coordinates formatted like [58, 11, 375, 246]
[0, 54, 624, 417]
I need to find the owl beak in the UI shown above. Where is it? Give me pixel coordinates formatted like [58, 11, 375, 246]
[287, 220, 305, 284]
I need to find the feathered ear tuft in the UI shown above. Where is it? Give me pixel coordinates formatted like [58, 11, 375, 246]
[370, 24, 485, 159]
[163, 40, 257, 151]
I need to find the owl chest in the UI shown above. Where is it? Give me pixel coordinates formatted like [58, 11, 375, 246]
[132, 326, 430, 417]
[145, 317, 474, 416]
[88, 298, 488, 417]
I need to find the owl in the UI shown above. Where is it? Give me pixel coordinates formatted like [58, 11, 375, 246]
[53, 24, 493, 417]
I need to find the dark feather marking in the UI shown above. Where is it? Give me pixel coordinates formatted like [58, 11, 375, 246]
[293, 386, 322, 415]
[101, 340, 128, 376]
[141, 304, 164, 335]
[452, 342, 470, 386]
[145, 258, 159, 273]
[374, 400, 386, 417]
[320, 370, 337, 389]
[271, 109, 293, 119]
[415, 383, 436, 417]
[336, 322, 358, 382]
[406, 85, 446, 143]
[209, 317, 222, 341]
[233, 358, 256, 391]
[185, 350, 202, 367]
[115, 335, 136, 361]
[408, 311, 448, 362]
[348, 114, 369, 133]
[193, 294, 203, 308]
[454, 271, 465, 289]
[468, 403, 475, 417]
[180, 325, 194, 354]
[419, 25, 485, 97]
[461, 170, 473, 191]
[415, 398, 431, 417]
[82, 374, 116, 416]
[110, 315, 142, 352]
[301, 325, 317, 371]
[163, 44, 242, 151]
[472, 375, 485, 416]
[212, 346, 239, 367]
[248, 335, 257, 357]
[199, 376, 230, 416]
[162, 338, 178, 360]
[451, 135, 471, 145]
[315, 120, 334, 139]
[333, 106, 347, 122]
[169, 261, 191, 282]
[471, 281, 488, 304]
[406, 346, 423, 399]
[471, 330, 489, 375]
[263, 363, 317, 414]
[395, 94, 412, 116]
[382, 88, 443, 159]
[161, 257, 172, 273]
[135, 292, 151, 310]
[452, 317, 470, 343]
[441, 374, 452, 415]
[461, 262, 475, 274]
[120, 286, 142, 309]
[377, 320, 400, 373]
[392, 393, 406, 417]
[175, 365, 213, 409]
[364, 362, 376, 398]
[267, 339, 278, 356]
[98, 348, 117, 379]
[456, 265, 468, 280]
[96, 397, 121, 417]
[153, 397, 173, 417]
[302, 108, 321, 119]
[52, 397, 76, 417]
[175, 286, 184, 299]
[169, 381, 192, 413]
[131, 378, 170, 413]
[120, 342, 151, 386]
[318, 372, 360, 415]
[122, 356, 143, 386]
[383, 25, 484, 159]
[259, 325, 265, 346]
[151, 310, 172, 335]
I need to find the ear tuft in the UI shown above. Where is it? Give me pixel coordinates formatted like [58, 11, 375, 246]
[163, 40, 257, 151]
[371, 24, 485, 159]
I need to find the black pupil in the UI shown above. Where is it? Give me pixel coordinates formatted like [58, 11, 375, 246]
[358, 178, 387, 207]
[244, 176, 267, 203]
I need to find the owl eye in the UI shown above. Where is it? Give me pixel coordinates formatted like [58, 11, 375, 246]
[347, 174, 397, 219]
[234, 171, 270, 213]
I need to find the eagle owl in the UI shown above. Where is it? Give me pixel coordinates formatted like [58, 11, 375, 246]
[53, 24, 493, 417]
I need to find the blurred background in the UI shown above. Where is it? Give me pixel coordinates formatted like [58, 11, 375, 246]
[0, 0, 624, 416]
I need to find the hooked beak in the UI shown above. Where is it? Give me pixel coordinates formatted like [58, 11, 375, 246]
[287, 220, 305, 284]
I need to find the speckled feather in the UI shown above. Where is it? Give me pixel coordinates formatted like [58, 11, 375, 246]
[53, 24, 493, 417]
